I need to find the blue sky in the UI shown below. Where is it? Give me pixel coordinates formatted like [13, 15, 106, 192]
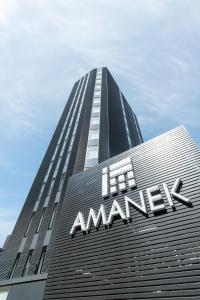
[0, 0, 200, 247]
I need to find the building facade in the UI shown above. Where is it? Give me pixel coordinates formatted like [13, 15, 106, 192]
[43, 126, 200, 300]
[0, 67, 142, 299]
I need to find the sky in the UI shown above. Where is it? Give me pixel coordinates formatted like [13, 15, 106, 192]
[0, 0, 200, 247]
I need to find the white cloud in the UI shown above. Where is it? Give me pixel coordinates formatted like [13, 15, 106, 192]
[0, 0, 200, 136]
[0, 209, 17, 247]
[0, 0, 17, 25]
[0, 0, 200, 241]
[0, 221, 14, 246]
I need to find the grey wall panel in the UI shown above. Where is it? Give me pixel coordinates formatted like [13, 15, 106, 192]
[107, 69, 129, 157]
[44, 126, 200, 299]
[7, 280, 46, 300]
[98, 67, 110, 163]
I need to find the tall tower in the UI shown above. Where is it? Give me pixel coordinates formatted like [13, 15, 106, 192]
[0, 67, 143, 300]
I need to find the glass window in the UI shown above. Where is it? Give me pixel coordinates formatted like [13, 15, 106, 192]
[48, 204, 58, 229]
[46, 161, 53, 178]
[90, 118, 100, 125]
[95, 80, 101, 84]
[90, 124, 100, 130]
[93, 96, 101, 102]
[95, 85, 101, 91]
[94, 91, 101, 97]
[93, 97, 101, 104]
[88, 130, 99, 139]
[88, 139, 99, 146]
[22, 250, 33, 276]
[58, 173, 65, 192]
[9, 253, 20, 279]
[54, 143, 59, 153]
[92, 107, 100, 113]
[68, 142, 73, 152]
[36, 209, 45, 233]
[60, 146, 65, 156]
[64, 155, 70, 168]
[48, 178, 55, 196]
[64, 130, 70, 141]
[86, 146, 98, 159]
[85, 158, 98, 168]
[38, 182, 45, 199]
[96, 79, 101, 84]
[57, 133, 63, 145]
[55, 157, 62, 171]
[128, 135, 132, 147]
[93, 102, 100, 108]
[36, 247, 47, 274]
[91, 113, 100, 118]
[24, 213, 35, 237]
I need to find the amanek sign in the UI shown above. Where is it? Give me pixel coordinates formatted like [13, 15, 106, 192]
[70, 157, 192, 236]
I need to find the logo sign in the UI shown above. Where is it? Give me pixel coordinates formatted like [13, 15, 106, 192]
[102, 157, 136, 197]
[70, 157, 191, 236]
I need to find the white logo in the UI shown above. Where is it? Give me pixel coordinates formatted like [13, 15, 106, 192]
[70, 178, 191, 236]
[102, 157, 136, 197]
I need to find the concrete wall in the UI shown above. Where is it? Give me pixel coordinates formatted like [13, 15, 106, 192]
[7, 280, 46, 300]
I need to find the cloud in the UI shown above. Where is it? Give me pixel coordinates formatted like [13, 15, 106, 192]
[0, 0, 200, 244]
[0, 209, 17, 247]
[0, 0, 200, 149]
[0, 220, 14, 246]
[0, 0, 17, 25]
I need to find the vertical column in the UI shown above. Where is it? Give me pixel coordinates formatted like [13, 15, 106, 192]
[119, 90, 132, 148]
[84, 68, 102, 169]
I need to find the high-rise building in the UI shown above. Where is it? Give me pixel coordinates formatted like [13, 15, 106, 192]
[0, 67, 143, 300]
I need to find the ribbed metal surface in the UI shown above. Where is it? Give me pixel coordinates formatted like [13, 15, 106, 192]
[44, 126, 200, 299]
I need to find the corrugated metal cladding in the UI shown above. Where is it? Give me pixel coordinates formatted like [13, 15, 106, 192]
[44, 126, 200, 300]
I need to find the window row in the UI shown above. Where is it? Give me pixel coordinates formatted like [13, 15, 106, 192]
[53, 77, 84, 173]
[132, 111, 143, 143]
[86, 145, 99, 159]
[37, 77, 84, 203]
[62, 74, 90, 174]
[24, 203, 58, 237]
[35, 170, 64, 212]
[56, 78, 83, 147]
[9, 246, 47, 279]
[20, 73, 90, 279]
[35, 75, 89, 212]
[84, 69, 102, 169]
[119, 91, 132, 148]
